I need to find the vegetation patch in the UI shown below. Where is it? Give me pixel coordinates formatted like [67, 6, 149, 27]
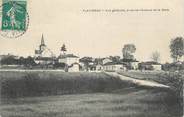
[0, 71, 134, 98]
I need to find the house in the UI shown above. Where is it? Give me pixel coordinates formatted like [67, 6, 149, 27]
[179, 56, 184, 62]
[34, 34, 55, 65]
[34, 57, 55, 65]
[139, 61, 162, 71]
[152, 64, 162, 71]
[103, 62, 126, 72]
[79, 57, 97, 71]
[121, 59, 139, 70]
[68, 63, 80, 72]
[79, 62, 86, 71]
[58, 54, 79, 66]
[96, 64, 103, 71]
[58, 54, 80, 72]
[129, 61, 139, 70]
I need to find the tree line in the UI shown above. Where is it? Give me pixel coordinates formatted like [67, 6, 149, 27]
[0, 56, 36, 66]
[0, 37, 183, 70]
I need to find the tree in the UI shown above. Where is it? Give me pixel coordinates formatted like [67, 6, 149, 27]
[24, 56, 36, 66]
[170, 37, 184, 62]
[151, 51, 160, 63]
[122, 44, 136, 60]
[1, 55, 19, 65]
[79, 57, 93, 71]
[109, 56, 121, 62]
[61, 44, 67, 55]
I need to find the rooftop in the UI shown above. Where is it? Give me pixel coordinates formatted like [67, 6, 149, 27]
[58, 54, 79, 59]
[140, 61, 162, 65]
[104, 62, 126, 66]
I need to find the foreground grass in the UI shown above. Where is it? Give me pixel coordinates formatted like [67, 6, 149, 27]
[0, 70, 182, 117]
[0, 71, 134, 98]
[118, 70, 183, 116]
[117, 70, 183, 97]
[0, 88, 182, 117]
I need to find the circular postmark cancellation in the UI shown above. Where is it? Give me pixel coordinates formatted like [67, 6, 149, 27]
[0, 1, 29, 38]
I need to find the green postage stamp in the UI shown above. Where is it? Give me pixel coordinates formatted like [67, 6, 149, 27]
[0, 0, 29, 38]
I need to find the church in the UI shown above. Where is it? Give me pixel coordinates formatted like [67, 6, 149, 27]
[34, 34, 80, 72]
[34, 34, 56, 65]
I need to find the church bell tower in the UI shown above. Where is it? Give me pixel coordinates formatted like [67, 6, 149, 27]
[40, 34, 46, 51]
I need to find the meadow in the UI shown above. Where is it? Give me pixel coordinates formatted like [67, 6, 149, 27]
[117, 70, 183, 98]
[0, 71, 135, 98]
[0, 70, 183, 117]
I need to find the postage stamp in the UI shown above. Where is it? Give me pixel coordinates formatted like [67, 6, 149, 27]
[0, 0, 29, 38]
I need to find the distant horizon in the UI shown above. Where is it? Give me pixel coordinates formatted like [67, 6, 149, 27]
[0, 35, 176, 64]
[0, 33, 182, 63]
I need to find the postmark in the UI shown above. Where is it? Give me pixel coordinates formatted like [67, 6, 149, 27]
[0, 0, 29, 38]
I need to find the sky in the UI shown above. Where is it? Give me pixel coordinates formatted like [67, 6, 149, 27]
[0, 0, 183, 63]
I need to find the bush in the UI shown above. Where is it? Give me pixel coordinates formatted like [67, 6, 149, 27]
[162, 62, 184, 71]
[159, 72, 183, 100]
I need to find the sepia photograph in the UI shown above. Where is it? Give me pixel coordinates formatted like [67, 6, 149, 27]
[0, 0, 183, 117]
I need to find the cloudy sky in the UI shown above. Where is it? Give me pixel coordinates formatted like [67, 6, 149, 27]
[0, 0, 183, 63]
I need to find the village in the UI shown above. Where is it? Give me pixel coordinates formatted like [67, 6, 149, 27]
[0, 34, 168, 72]
[0, 0, 184, 116]
[0, 35, 183, 117]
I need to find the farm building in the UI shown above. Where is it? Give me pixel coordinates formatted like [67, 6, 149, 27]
[120, 59, 139, 70]
[103, 62, 126, 72]
[129, 60, 139, 70]
[68, 63, 80, 72]
[139, 61, 162, 71]
[58, 54, 79, 66]
[96, 64, 103, 71]
[58, 54, 80, 72]
[34, 57, 55, 65]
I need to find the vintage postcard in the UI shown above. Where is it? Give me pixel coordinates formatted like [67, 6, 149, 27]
[0, 0, 183, 117]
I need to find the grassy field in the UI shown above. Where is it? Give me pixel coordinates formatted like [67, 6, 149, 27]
[117, 70, 183, 93]
[118, 70, 183, 114]
[0, 88, 182, 117]
[0, 71, 134, 98]
[117, 70, 183, 91]
[0, 70, 183, 117]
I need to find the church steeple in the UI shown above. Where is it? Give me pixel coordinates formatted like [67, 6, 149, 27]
[41, 34, 45, 46]
[39, 34, 46, 51]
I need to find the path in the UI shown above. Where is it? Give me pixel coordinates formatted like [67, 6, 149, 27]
[104, 72, 170, 89]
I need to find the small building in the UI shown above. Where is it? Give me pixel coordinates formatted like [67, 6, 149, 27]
[96, 64, 103, 71]
[79, 62, 86, 71]
[58, 54, 79, 66]
[139, 61, 162, 71]
[179, 56, 184, 62]
[34, 57, 55, 65]
[68, 63, 80, 72]
[58, 54, 80, 72]
[129, 61, 139, 70]
[152, 64, 162, 71]
[103, 62, 126, 72]
[120, 59, 139, 70]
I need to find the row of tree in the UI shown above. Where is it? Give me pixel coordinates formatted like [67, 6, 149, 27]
[0, 37, 183, 69]
[0, 56, 36, 66]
